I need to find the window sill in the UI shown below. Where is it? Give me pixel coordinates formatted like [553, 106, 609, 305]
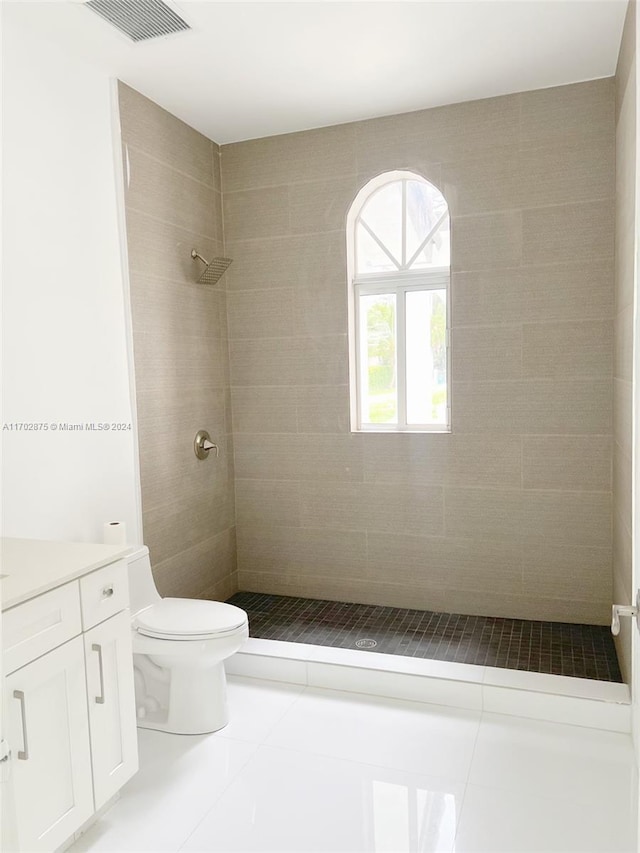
[351, 428, 452, 435]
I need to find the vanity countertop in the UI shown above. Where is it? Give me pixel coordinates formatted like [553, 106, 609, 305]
[0, 537, 132, 611]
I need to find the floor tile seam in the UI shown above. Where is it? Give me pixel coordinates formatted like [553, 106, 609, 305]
[458, 777, 636, 813]
[479, 706, 635, 737]
[220, 679, 313, 745]
[249, 680, 309, 742]
[252, 737, 473, 788]
[299, 680, 487, 718]
[212, 725, 270, 745]
[452, 780, 473, 844]
[459, 705, 485, 795]
[450, 703, 494, 847]
[175, 742, 261, 853]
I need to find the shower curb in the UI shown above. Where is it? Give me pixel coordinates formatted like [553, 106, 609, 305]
[226, 637, 631, 733]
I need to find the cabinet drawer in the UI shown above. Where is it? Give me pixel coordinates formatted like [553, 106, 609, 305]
[80, 560, 129, 630]
[3, 582, 82, 675]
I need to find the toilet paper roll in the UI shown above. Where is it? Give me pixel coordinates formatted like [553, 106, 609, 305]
[103, 521, 127, 546]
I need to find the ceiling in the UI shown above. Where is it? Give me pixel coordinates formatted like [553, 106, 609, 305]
[3, 0, 629, 144]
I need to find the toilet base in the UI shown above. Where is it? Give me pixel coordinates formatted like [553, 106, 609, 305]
[133, 655, 230, 735]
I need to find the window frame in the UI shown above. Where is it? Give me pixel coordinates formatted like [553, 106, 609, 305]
[347, 171, 451, 434]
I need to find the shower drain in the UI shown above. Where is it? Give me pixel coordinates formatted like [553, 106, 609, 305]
[355, 638, 377, 649]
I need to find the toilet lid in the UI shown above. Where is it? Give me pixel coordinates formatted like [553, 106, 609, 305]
[134, 598, 247, 639]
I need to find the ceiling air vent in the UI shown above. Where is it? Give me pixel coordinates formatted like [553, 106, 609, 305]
[85, 0, 190, 43]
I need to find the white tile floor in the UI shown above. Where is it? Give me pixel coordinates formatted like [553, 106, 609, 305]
[71, 676, 639, 853]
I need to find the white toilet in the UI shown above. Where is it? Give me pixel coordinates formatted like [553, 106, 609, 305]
[127, 546, 248, 735]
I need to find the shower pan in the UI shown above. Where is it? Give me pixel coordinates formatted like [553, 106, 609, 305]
[227, 592, 622, 683]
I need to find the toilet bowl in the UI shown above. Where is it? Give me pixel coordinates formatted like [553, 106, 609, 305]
[127, 546, 248, 735]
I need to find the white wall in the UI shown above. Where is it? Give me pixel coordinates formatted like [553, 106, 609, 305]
[1, 15, 141, 545]
[632, 0, 640, 768]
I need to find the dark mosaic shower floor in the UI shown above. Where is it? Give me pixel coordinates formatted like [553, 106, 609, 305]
[227, 591, 623, 683]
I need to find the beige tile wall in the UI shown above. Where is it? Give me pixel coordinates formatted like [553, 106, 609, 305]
[118, 76, 618, 627]
[613, 0, 636, 682]
[118, 83, 236, 600]
[222, 79, 616, 624]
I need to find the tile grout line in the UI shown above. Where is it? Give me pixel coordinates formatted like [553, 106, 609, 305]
[124, 141, 219, 192]
[452, 701, 486, 846]
[174, 741, 258, 853]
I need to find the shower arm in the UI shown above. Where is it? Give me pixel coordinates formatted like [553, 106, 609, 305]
[191, 249, 208, 265]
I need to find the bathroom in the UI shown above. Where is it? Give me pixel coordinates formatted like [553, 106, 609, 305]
[1, 0, 639, 850]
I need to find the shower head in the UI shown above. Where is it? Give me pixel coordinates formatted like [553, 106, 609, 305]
[191, 250, 232, 285]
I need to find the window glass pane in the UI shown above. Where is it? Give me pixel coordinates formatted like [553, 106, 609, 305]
[359, 181, 402, 268]
[409, 216, 451, 269]
[405, 180, 450, 269]
[405, 289, 447, 425]
[360, 293, 397, 424]
[356, 223, 397, 274]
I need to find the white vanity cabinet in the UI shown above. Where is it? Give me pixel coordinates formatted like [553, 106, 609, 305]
[84, 609, 138, 809]
[1, 541, 138, 853]
[4, 635, 95, 852]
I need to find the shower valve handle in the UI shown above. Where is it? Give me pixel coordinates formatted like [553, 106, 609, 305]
[194, 430, 219, 460]
[611, 603, 638, 636]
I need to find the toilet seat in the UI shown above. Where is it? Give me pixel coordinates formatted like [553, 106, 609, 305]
[133, 598, 247, 641]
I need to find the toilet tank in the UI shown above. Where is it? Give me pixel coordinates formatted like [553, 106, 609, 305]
[127, 546, 161, 616]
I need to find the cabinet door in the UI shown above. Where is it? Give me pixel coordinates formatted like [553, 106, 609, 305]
[4, 636, 94, 852]
[84, 609, 138, 809]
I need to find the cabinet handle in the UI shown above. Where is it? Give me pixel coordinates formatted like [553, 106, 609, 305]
[13, 691, 29, 760]
[92, 643, 106, 704]
[102, 586, 114, 598]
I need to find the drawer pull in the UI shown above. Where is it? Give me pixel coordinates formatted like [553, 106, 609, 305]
[102, 586, 114, 598]
[13, 691, 29, 760]
[92, 644, 106, 704]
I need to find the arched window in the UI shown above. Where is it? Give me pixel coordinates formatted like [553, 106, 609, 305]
[346, 171, 450, 432]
